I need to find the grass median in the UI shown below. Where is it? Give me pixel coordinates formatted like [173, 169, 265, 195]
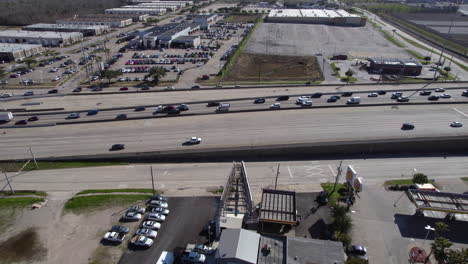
[0, 190, 47, 197]
[76, 189, 160, 195]
[384, 178, 434, 186]
[0, 161, 128, 172]
[0, 197, 45, 208]
[64, 194, 151, 213]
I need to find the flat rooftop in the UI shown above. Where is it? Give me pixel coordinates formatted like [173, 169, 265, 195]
[259, 189, 297, 225]
[0, 30, 81, 39]
[407, 189, 468, 214]
[58, 17, 131, 22]
[23, 23, 105, 30]
[287, 237, 346, 264]
[0, 43, 43, 52]
[268, 9, 359, 18]
[369, 58, 422, 67]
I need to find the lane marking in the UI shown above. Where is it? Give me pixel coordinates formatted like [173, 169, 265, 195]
[328, 164, 336, 176]
[452, 107, 468, 118]
[287, 165, 293, 178]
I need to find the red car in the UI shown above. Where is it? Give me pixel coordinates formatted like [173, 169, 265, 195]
[120, 87, 129, 91]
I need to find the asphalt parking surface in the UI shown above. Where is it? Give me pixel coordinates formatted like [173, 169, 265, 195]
[294, 192, 333, 239]
[118, 196, 219, 264]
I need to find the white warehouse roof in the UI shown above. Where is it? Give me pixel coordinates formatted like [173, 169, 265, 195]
[0, 43, 43, 52]
[268, 9, 359, 18]
[0, 30, 82, 39]
[217, 228, 260, 263]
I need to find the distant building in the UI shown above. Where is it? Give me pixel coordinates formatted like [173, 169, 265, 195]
[367, 58, 423, 76]
[0, 30, 83, 47]
[215, 228, 347, 264]
[265, 9, 367, 26]
[22, 23, 110, 37]
[171, 35, 200, 48]
[0, 43, 44, 62]
[129, 0, 193, 5]
[57, 16, 133, 28]
[80, 13, 150, 22]
[135, 22, 201, 48]
[105, 7, 167, 16]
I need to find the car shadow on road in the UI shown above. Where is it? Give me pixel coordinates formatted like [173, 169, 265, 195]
[394, 213, 468, 244]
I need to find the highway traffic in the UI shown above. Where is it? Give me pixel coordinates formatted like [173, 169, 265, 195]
[4, 87, 468, 127]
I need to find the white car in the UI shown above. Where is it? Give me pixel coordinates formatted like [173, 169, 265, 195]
[154, 105, 164, 114]
[141, 221, 161, 230]
[122, 211, 142, 221]
[450, 121, 463, 128]
[165, 86, 174, 90]
[295, 96, 310, 104]
[136, 228, 158, 239]
[368, 93, 378, 97]
[185, 137, 201, 145]
[147, 213, 166, 222]
[148, 200, 168, 208]
[0, 93, 13, 98]
[53, 76, 61, 81]
[194, 244, 214, 255]
[103, 232, 126, 243]
[270, 103, 281, 109]
[439, 93, 451, 98]
[301, 101, 312, 107]
[130, 235, 153, 248]
[127, 205, 146, 214]
[435, 88, 445, 92]
[151, 207, 169, 215]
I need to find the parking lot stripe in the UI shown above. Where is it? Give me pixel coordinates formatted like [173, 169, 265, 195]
[287, 165, 293, 178]
[328, 164, 336, 177]
[452, 107, 468, 118]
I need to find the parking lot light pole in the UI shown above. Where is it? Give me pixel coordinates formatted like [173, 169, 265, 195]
[422, 225, 435, 247]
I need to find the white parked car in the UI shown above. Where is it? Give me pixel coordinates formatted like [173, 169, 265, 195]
[194, 244, 214, 255]
[151, 207, 169, 215]
[127, 205, 146, 214]
[368, 93, 378, 97]
[165, 86, 174, 90]
[53, 76, 61, 81]
[130, 235, 154, 248]
[148, 200, 169, 208]
[122, 211, 142, 221]
[103, 232, 126, 243]
[270, 103, 281, 109]
[142, 221, 161, 230]
[439, 93, 451, 98]
[147, 213, 166, 222]
[185, 137, 201, 145]
[136, 228, 158, 239]
[450, 121, 463, 128]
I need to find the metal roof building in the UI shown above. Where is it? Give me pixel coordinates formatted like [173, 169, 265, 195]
[0, 43, 44, 62]
[265, 9, 367, 26]
[57, 17, 133, 28]
[105, 7, 167, 15]
[80, 13, 150, 22]
[259, 189, 298, 225]
[0, 30, 83, 47]
[130, 0, 193, 5]
[22, 23, 110, 36]
[216, 228, 260, 264]
[367, 58, 423, 76]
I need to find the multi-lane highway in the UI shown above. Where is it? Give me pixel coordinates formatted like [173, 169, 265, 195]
[3, 87, 468, 126]
[0, 103, 467, 160]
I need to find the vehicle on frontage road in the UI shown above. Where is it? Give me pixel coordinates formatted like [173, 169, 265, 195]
[368, 93, 378, 97]
[439, 93, 451, 99]
[301, 101, 312, 107]
[296, 96, 310, 105]
[178, 104, 189, 111]
[184, 137, 201, 145]
[110, 144, 125, 151]
[397, 96, 410, 102]
[15, 120, 28, 125]
[401, 123, 415, 130]
[463, 90, 468, 97]
[130, 235, 153, 248]
[103, 231, 126, 243]
[254, 98, 265, 104]
[276, 95, 289, 101]
[346, 97, 360, 104]
[419, 90, 431, 96]
[150, 195, 168, 202]
[215, 103, 230, 113]
[66, 113, 80, 119]
[136, 228, 158, 239]
[270, 103, 281, 109]
[115, 113, 127, 119]
[206, 101, 220, 107]
[311, 92, 322, 98]
[428, 95, 439, 101]
[391, 92, 402, 99]
[435, 88, 445, 92]
[0, 112, 13, 122]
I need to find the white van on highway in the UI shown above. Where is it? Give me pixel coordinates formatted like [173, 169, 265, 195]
[347, 97, 361, 104]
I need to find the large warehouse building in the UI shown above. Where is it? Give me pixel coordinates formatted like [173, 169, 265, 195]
[80, 14, 149, 22]
[0, 43, 44, 62]
[367, 58, 422, 76]
[265, 9, 367, 26]
[0, 30, 83, 47]
[105, 7, 167, 16]
[130, 0, 193, 5]
[22, 24, 110, 37]
[57, 17, 133, 28]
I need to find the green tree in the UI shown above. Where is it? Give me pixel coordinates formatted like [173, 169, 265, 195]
[0, 67, 4, 77]
[22, 58, 37, 68]
[446, 248, 468, 264]
[346, 256, 368, 264]
[345, 69, 354, 83]
[412, 173, 429, 184]
[144, 67, 166, 85]
[333, 214, 352, 239]
[333, 205, 348, 219]
[99, 69, 122, 83]
[431, 237, 452, 263]
[434, 222, 449, 238]
[424, 56, 431, 62]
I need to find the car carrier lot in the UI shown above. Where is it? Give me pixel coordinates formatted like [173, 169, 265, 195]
[244, 23, 411, 59]
[119, 196, 218, 264]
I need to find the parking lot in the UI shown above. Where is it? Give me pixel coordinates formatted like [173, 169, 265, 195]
[119, 196, 219, 264]
[245, 22, 410, 59]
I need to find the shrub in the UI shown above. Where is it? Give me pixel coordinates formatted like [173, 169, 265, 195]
[413, 173, 429, 184]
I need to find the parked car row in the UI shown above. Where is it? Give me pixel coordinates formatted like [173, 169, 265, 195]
[125, 57, 208, 65]
[132, 52, 211, 59]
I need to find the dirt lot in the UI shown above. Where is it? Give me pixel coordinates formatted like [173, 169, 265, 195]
[225, 53, 323, 82]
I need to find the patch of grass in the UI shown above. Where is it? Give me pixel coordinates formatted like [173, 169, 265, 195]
[224, 14, 260, 23]
[0, 190, 47, 197]
[380, 29, 406, 48]
[406, 49, 424, 60]
[396, 32, 434, 53]
[64, 194, 151, 212]
[0, 197, 44, 208]
[462, 177, 468, 182]
[321, 183, 344, 207]
[208, 186, 224, 194]
[384, 178, 434, 186]
[76, 189, 159, 195]
[0, 161, 128, 172]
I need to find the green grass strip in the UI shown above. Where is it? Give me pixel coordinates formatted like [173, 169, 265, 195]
[76, 189, 160, 195]
[380, 29, 406, 48]
[396, 32, 434, 53]
[64, 194, 151, 212]
[462, 177, 468, 182]
[321, 183, 344, 207]
[406, 49, 425, 60]
[0, 161, 128, 172]
[0, 191, 47, 197]
[384, 179, 434, 186]
[0, 197, 44, 208]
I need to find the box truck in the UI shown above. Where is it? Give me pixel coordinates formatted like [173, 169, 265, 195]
[0, 112, 13, 122]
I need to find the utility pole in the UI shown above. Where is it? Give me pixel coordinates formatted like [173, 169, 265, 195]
[150, 166, 155, 195]
[29, 147, 38, 169]
[274, 163, 280, 190]
[332, 161, 343, 193]
[3, 171, 14, 194]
